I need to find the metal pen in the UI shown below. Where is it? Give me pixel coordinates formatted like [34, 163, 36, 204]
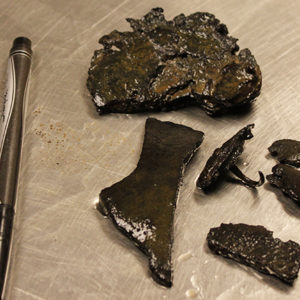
[0, 37, 32, 299]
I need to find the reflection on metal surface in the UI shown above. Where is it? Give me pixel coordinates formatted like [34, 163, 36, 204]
[0, 0, 299, 299]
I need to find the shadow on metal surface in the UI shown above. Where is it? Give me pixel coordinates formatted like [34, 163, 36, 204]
[203, 241, 293, 293]
[264, 183, 300, 219]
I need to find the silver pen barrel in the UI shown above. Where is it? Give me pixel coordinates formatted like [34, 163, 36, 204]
[0, 37, 32, 299]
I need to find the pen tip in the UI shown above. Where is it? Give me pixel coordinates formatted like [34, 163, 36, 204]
[13, 37, 31, 49]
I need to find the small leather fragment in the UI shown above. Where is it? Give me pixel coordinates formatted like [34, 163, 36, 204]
[268, 139, 300, 167]
[99, 118, 204, 287]
[207, 223, 300, 285]
[196, 124, 264, 190]
[267, 164, 300, 202]
[87, 7, 261, 116]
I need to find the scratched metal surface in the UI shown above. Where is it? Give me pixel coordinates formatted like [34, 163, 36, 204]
[0, 0, 299, 299]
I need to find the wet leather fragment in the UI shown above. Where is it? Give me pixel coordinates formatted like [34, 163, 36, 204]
[268, 139, 300, 167]
[98, 118, 204, 287]
[196, 124, 264, 190]
[207, 223, 300, 285]
[87, 7, 261, 116]
[267, 164, 300, 202]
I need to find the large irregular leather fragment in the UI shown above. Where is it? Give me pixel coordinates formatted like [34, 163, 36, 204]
[207, 223, 300, 285]
[268, 139, 300, 167]
[98, 118, 204, 287]
[196, 124, 264, 190]
[87, 7, 262, 116]
[267, 164, 300, 202]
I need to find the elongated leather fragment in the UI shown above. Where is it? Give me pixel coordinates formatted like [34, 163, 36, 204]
[207, 223, 300, 285]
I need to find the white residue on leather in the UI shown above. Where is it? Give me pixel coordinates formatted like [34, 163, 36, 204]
[111, 206, 156, 243]
[265, 266, 275, 275]
[94, 94, 105, 107]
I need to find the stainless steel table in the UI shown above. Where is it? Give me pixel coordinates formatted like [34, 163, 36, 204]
[0, 1, 299, 299]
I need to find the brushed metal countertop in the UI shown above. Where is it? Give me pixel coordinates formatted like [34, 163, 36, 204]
[0, 1, 299, 299]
